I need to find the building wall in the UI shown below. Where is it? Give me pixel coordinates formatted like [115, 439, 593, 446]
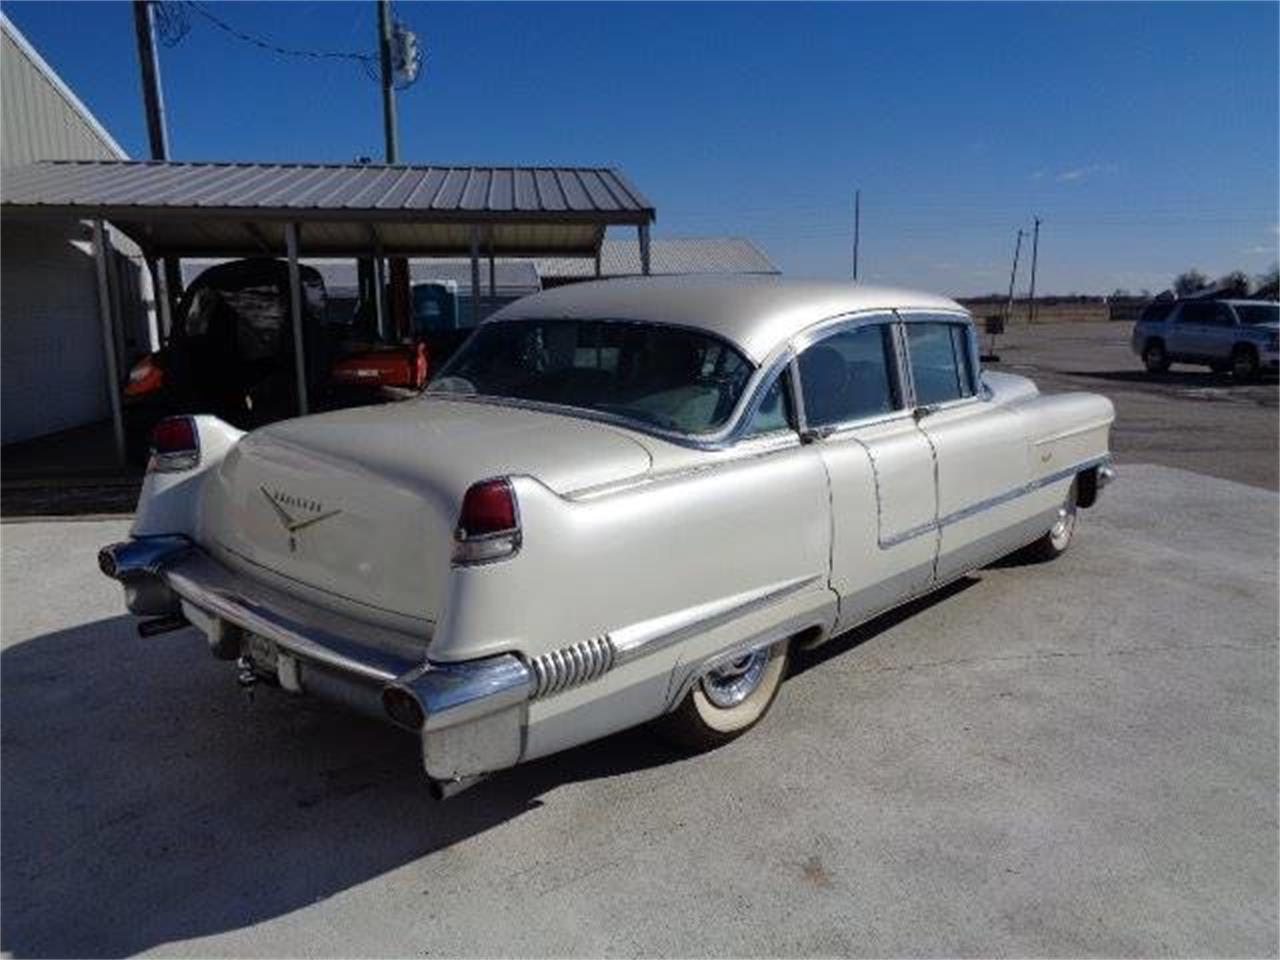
[2, 15, 153, 445]
[1, 220, 108, 442]
[1, 18, 126, 166]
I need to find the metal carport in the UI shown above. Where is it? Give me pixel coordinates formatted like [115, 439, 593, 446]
[0, 160, 657, 463]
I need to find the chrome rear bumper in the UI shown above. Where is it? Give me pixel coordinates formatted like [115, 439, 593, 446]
[99, 537, 533, 794]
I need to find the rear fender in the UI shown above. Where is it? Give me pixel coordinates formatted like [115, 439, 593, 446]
[130, 415, 245, 538]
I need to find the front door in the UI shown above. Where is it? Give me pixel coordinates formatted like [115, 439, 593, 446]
[794, 315, 937, 631]
[900, 316, 1034, 581]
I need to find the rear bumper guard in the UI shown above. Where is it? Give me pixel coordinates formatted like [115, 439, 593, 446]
[99, 538, 533, 793]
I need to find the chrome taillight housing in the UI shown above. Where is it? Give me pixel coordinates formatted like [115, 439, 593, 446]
[148, 416, 200, 473]
[452, 477, 521, 565]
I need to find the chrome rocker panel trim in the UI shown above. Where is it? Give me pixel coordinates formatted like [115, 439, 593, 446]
[881, 454, 1114, 549]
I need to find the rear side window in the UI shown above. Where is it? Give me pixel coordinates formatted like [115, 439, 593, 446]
[1139, 301, 1175, 324]
[1236, 304, 1280, 326]
[1178, 302, 1235, 327]
[905, 322, 976, 406]
[797, 323, 899, 428]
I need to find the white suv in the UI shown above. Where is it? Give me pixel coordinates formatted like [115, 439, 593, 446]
[1131, 299, 1279, 380]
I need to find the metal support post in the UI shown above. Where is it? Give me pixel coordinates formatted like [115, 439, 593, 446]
[285, 223, 309, 415]
[638, 223, 651, 276]
[470, 227, 482, 327]
[93, 219, 127, 465]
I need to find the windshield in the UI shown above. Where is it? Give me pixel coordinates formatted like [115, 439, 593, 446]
[428, 319, 755, 435]
[1235, 304, 1279, 326]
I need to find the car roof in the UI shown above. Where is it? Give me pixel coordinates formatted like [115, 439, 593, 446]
[488, 275, 966, 363]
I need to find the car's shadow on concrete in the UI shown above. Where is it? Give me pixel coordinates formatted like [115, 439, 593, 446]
[2, 578, 985, 957]
[0, 615, 680, 957]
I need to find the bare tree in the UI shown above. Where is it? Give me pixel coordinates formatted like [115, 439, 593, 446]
[1255, 265, 1279, 297]
[1173, 269, 1210, 296]
[1216, 270, 1252, 296]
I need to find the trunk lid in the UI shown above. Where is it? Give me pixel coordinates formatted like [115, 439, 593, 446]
[198, 397, 652, 625]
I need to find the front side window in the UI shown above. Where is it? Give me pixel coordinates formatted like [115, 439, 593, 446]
[797, 323, 899, 428]
[428, 319, 753, 435]
[905, 322, 976, 406]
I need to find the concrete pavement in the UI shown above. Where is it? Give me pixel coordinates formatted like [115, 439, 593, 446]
[1, 463, 1276, 957]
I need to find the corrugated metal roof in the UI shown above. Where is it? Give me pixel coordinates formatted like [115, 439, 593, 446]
[537, 236, 778, 279]
[0, 160, 653, 219]
[0, 160, 655, 258]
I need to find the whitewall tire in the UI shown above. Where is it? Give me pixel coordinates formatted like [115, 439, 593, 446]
[655, 641, 789, 750]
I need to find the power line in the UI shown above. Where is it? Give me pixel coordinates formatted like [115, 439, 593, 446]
[179, 1, 378, 66]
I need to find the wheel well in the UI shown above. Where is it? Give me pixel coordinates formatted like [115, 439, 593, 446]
[1233, 342, 1258, 357]
[1142, 336, 1165, 353]
[1077, 467, 1100, 509]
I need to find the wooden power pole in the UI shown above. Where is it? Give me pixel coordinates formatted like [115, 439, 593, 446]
[1026, 216, 1042, 324]
[1004, 228, 1024, 322]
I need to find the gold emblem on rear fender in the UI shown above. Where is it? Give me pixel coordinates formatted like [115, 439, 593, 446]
[261, 487, 341, 553]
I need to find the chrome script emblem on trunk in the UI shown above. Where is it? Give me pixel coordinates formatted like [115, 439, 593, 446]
[260, 487, 341, 553]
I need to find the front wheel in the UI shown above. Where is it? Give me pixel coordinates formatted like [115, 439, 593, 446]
[654, 641, 789, 751]
[1142, 340, 1170, 373]
[1019, 480, 1079, 563]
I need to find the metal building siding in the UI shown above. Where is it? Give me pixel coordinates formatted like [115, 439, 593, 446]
[1, 16, 149, 446]
[0, 22, 125, 168]
[0, 220, 108, 443]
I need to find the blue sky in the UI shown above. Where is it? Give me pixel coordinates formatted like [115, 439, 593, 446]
[4, 1, 1277, 295]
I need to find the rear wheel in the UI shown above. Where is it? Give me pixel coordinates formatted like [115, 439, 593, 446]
[1019, 480, 1079, 563]
[1232, 345, 1260, 382]
[1142, 340, 1170, 373]
[654, 641, 789, 751]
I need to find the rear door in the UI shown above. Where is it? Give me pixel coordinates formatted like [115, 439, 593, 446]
[793, 314, 937, 630]
[1168, 301, 1231, 360]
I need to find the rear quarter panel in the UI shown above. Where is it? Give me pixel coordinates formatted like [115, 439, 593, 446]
[431, 440, 838, 757]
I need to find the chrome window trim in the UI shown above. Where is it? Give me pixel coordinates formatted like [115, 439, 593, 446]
[423, 308, 979, 452]
[894, 310, 983, 411]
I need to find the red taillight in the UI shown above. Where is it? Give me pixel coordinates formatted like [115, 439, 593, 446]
[453, 478, 520, 564]
[148, 416, 200, 473]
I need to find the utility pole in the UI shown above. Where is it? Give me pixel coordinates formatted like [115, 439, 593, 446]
[377, 0, 398, 163]
[852, 189, 861, 282]
[1026, 216, 1041, 325]
[132, 0, 182, 335]
[1004, 228, 1024, 323]
[377, 0, 410, 339]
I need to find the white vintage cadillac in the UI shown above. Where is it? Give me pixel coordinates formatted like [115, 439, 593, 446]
[101, 278, 1115, 797]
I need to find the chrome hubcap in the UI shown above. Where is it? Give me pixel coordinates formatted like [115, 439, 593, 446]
[1050, 502, 1077, 549]
[701, 648, 770, 708]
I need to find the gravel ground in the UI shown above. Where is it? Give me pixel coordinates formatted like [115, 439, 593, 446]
[2, 463, 1275, 958]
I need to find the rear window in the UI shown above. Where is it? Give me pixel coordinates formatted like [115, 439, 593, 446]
[429, 318, 754, 435]
[1139, 301, 1176, 324]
